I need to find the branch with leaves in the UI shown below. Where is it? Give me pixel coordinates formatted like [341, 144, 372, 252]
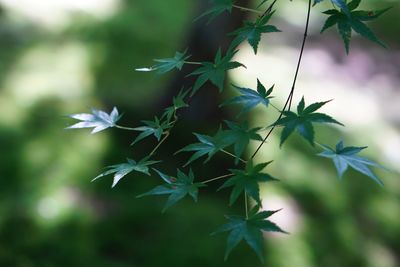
[66, 0, 390, 261]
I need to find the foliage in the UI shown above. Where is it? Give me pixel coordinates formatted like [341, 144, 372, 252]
[66, 0, 390, 262]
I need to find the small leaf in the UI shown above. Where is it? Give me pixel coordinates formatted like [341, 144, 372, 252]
[66, 107, 121, 134]
[131, 116, 171, 145]
[195, 0, 234, 23]
[135, 50, 190, 74]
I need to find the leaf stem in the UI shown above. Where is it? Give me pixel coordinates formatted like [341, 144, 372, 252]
[149, 132, 170, 157]
[245, 192, 249, 219]
[221, 149, 247, 164]
[115, 125, 137, 131]
[261, 0, 278, 18]
[184, 61, 202, 65]
[202, 173, 233, 184]
[251, 0, 312, 159]
[233, 4, 263, 14]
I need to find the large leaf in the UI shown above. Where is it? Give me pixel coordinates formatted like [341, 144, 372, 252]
[131, 116, 171, 145]
[219, 160, 278, 206]
[224, 121, 263, 164]
[92, 157, 160, 188]
[318, 140, 385, 186]
[137, 169, 206, 212]
[66, 107, 121, 134]
[188, 49, 245, 95]
[211, 208, 286, 261]
[176, 128, 234, 166]
[195, 0, 234, 23]
[221, 79, 273, 115]
[135, 50, 190, 74]
[229, 11, 280, 54]
[273, 97, 343, 146]
[320, 0, 390, 53]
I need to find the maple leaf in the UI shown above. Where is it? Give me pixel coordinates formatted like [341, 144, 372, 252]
[135, 50, 190, 74]
[230, 11, 280, 54]
[92, 157, 160, 188]
[219, 160, 278, 206]
[188, 49, 245, 96]
[224, 121, 263, 164]
[161, 89, 190, 123]
[212, 208, 286, 261]
[137, 169, 206, 212]
[195, 0, 234, 23]
[221, 79, 274, 115]
[318, 140, 386, 186]
[320, 0, 390, 53]
[131, 116, 171, 145]
[314, 0, 350, 16]
[273, 97, 343, 146]
[66, 107, 121, 134]
[176, 128, 233, 166]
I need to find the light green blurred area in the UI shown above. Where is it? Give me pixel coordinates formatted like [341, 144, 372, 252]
[0, 0, 398, 266]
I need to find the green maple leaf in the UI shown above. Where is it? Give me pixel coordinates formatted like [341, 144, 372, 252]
[176, 128, 233, 166]
[131, 116, 171, 145]
[230, 11, 280, 54]
[161, 89, 190, 122]
[313, 0, 350, 16]
[221, 79, 274, 115]
[195, 0, 234, 23]
[320, 0, 390, 53]
[219, 160, 278, 206]
[188, 49, 245, 96]
[137, 169, 206, 212]
[66, 107, 121, 134]
[135, 50, 190, 74]
[273, 97, 343, 146]
[224, 120, 263, 164]
[318, 140, 385, 186]
[211, 208, 286, 261]
[92, 157, 160, 188]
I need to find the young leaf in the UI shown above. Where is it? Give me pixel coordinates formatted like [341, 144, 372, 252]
[211, 209, 286, 262]
[229, 11, 281, 54]
[66, 107, 121, 134]
[224, 121, 263, 164]
[137, 169, 206, 212]
[318, 140, 385, 186]
[92, 157, 160, 188]
[188, 49, 245, 96]
[161, 89, 190, 122]
[135, 50, 190, 74]
[131, 116, 171, 145]
[219, 160, 278, 206]
[320, 3, 390, 53]
[195, 0, 234, 23]
[176, 128, 233, 166]
[221, 79, 274, 115]
[273, 97, 343, 146]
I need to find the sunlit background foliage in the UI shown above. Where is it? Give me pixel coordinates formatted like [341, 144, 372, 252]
[0, 0, 399, 266]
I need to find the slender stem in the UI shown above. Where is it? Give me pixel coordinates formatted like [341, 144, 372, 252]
[221, 149, 247, 164]
[202, 173, 233, 184]
[251, 0, 312, 159]
[314, 141, 326, 150]
[261, 0, 278, 18]
[184, 61, 202, 65]
[115, 125, 137, 131]
[149, 132, 170, 157]
[245, 192, 249, 219]
[269, 102, 281, 112]
[233, 4, 263, 14]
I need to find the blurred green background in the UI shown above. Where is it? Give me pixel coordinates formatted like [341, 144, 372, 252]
[0, 0, 399, 266]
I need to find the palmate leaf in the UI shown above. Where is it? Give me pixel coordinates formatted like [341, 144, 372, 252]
[66, 107, 121, 134]
[161, 89, 190, 122]
[320, 0, 390, 53]
[188, 49, 245, 96]
[273, 97, 343, 146]
[211, 208, 286, 262]
[313, 0, 350, 16]
[195, 0, 234, 23]
[224, 121, 263, 164]
[221, 79, 274, 115]
[131, 116, 171, 145]
[176, 128, 233, 166]
[135, 50, 190, 74]
[137, 169, 206, 212]
[318, 140, 386, 186]
[229, 11, 281, 54]
[219, 160, 278, 206]
[92, 157, 160, 188]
